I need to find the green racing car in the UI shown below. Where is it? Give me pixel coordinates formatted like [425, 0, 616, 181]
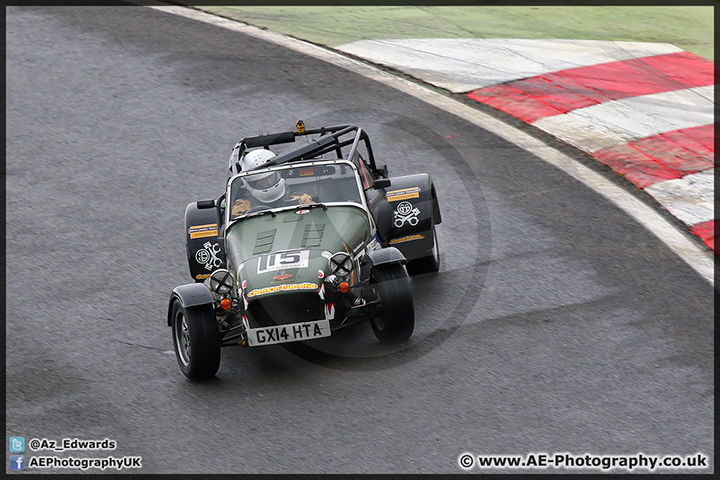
[168, 122, 442, 378]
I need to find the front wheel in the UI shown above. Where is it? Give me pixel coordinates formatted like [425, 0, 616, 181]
[370, 264, 414, 344]
[171, 300, 221, 379]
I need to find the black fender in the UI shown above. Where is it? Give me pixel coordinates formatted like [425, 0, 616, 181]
[167, 283, 216, 327]
[365, 247, 407, 268]
[186, 201, 226, 282]
[369, 173, 441, 263]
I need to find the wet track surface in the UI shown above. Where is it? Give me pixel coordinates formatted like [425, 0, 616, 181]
[6, 6, 714, 474]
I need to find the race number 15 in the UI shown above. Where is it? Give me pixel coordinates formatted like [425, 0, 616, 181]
[257, 250, 310, 274]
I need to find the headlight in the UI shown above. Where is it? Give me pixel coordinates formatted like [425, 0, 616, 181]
[328, 252, 353, 278]
[208, 268, 235, 295]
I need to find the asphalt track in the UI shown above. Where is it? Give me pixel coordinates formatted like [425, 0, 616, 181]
[5, 6, 714, 475]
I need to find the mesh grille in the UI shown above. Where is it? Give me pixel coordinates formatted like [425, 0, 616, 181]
[248, 292, 323, 327]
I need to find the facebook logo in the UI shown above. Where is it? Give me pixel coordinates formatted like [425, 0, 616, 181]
[9, 437, 25, 452]
[10, 455, 25, 470]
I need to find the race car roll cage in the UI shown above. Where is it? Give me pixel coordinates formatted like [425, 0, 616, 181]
[199, 122, 391, 221]
[235, 122, 388, 178]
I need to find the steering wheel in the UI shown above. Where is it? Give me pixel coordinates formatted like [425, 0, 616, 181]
[246, 205, 272, 214]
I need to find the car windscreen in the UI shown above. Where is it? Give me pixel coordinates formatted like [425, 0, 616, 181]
[229, 163, 364, 220]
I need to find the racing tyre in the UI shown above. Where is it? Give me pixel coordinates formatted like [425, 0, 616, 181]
[171, 301, 221, 379]
[406, 227, 440, 276]
[370, 264, 414, 344]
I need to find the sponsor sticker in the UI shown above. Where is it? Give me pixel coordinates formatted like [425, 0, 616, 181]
[188, 223, 218, 239]
[247, 282, 318, 298]
[195, 242, 223, 271]
[367, 234, 381, 251]
[272, 270, 294, 282]
[352, 241, 365, 254]
[389, 234, 426, 245]
[394, 201, 421, 228]
[257, 249, 310, 274]
[386, 187, 420, 202]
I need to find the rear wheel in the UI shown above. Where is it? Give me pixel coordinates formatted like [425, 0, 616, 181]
[370, 264, 414, 344]
[406, 227, 440, 276]
[172, 300, 221, 379]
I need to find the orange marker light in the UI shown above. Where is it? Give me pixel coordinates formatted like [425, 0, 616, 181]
[338, 281, 350, 293]
[220, 298, 232, 310]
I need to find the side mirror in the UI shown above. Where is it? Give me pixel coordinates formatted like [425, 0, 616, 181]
[372, 178, 391, 189]
[197, 199, 216, 209]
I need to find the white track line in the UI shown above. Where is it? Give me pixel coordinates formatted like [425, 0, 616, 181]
[149, 5, 714, 286]
[336, 38, 683, 92]
[646, 170, 715, 226]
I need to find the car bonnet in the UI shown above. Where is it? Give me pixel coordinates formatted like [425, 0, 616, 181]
[226, 205, 371, 296]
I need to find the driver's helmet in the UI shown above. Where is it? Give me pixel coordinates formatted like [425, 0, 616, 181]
[240, 149, 285, 203]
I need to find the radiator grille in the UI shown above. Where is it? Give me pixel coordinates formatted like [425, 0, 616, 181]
[248, 292, 323, 327]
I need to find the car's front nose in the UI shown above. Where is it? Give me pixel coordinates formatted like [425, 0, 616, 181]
[247, 291, 324, 328]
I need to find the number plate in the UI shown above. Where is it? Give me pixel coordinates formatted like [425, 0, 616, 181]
[247, 319, 331, 347]
[257, 249, 310, 274]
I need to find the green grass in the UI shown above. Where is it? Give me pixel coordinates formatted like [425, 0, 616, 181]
[194, 6, 713, 60]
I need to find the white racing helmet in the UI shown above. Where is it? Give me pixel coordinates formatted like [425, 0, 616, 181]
[241, 149, 285, 203]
